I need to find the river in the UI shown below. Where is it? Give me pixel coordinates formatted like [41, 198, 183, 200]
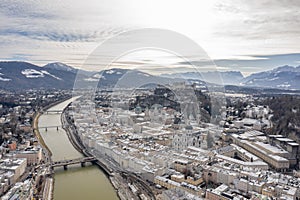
[38, 98, 118, 200]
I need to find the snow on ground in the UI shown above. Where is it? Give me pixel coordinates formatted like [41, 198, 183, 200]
[0, 69, 11, 81]
[0, 77, 11, 81]
[21, 69, 44, 78]
[138, 72, 150, 77]
[93, 73, 102, 78]
[92, 73, 106, 80]
[106, 70, 115, 74]
[84, 78, 98, 82]
[41, 70, 62, 80]
[277, 83, 291, 88]
[21, 69, 62, 80]
[268, 77, 279, 81]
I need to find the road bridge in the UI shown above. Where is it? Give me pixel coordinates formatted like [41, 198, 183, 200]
[34, 125, 66, 131]
[51, 157, 97, 170]
[44, 110, 63, 114]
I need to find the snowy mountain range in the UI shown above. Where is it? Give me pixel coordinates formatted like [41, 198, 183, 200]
[161, 71, 244, 85]
[44, 62, 77, 73]
[241, 65, 300, 89]
[89, 68, 183, 88]
[0, 61, 300, 90]
[0, 62, 79, 90]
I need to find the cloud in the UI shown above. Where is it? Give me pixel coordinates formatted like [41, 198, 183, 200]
[0, 0, 130, 68]
[0, 0, 57, 19]
[0, 0, 300, 73]
[213, 0, 300, 40]
[0, 28, 103, 42]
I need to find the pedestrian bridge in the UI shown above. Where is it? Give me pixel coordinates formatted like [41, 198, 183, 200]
[51, 157, 97, 170]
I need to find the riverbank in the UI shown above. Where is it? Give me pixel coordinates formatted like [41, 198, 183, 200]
[61, 108, 127, 199]
[61, 104, 156, 200]
[37, 97, 119, 200]
[32, 96, 72, 157]
[60, 108, 126, 198]
[33, 112, 52, 157]
[60, 103, 85, 155]
[33, 112, 55, 199]
[32, 97, 73, 200]
[61, 110, 111, 174]
[32, 113, 54, 200]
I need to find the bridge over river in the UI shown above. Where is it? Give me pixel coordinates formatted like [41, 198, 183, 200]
[43, 110, 63, 114]
[34, 125, 67, 131]
[38, 98, 119, 200]
[51, 157, 97, 170]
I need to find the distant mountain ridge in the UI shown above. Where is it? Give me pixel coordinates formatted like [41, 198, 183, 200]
[0, 61, 79, 90]
[241, 65, 300, 90]
[44, 62, 77, 73]
[161, 71, 244, 85]
[1, 61, 300, 90]
[89, 68, 186, 88]
[44, 62, 94, 76]
[162, 65, 300, 90]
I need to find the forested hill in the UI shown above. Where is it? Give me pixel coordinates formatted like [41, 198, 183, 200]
[263, 95, 300, 142]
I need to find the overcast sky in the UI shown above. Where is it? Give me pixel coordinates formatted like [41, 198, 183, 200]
[1, 0, 300, 75]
